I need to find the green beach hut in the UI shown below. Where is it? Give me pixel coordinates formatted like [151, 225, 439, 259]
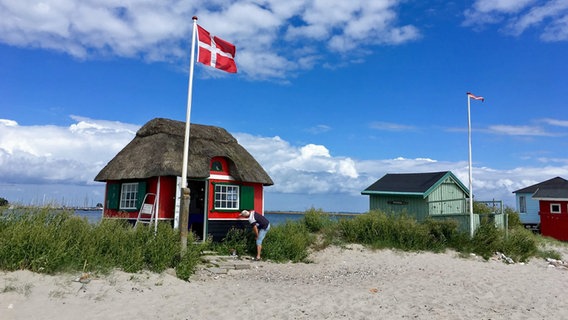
[361, 171, 475, 231]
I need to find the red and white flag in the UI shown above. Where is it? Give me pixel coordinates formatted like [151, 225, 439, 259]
[467, 92, 484, 102]
[197, 25, 237, 73]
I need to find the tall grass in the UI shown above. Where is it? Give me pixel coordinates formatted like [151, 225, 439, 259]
[0, 207, 203, 278]
[263, 221, 314, 262]
[216, 221, 314, 262]
[0, 206, 560, 279]
[337, 210, 468, 252]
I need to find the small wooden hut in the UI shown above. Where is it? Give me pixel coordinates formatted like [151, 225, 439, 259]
[513, 176, 568, 231]
[94, 118, 273, 240]
[361, 171, 477, 232]
[532, 186, 568, 241]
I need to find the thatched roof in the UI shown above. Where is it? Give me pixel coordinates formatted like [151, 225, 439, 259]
[94, 118, 273, 185]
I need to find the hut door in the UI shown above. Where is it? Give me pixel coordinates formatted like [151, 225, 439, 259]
[188, 180, 206, 240]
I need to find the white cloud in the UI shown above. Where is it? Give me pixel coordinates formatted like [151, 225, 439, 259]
[3, 117, 568, 211]
[0, 116, 137, 186]
[487, 124, 556, 136]
[305, 124, 331, 134]
[370, 121, 417, 132]
[541, 118, 568, 127]
[447, 118, 568, 137]
[0, 0, 419, 79]
[473, 0, 535, 13]
[234, 134, 360, 194]
[235, 132, 568, 210]
[464, 0, 568, 41]
[288, 0, 420, 51]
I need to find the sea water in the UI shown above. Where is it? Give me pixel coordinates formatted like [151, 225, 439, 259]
[74, 209, 105, 224]
[73, 210, 307, 226]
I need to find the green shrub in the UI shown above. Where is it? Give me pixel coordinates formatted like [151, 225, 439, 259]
[0, 205, 554, 279]
[501, 227, 537, 262]
[337, 211, 450, 251]
[471, 217, 503, 259]
[0, 208, 204, 279]
[0, 208, 91, 273]
[143, 223, 180, 273]
[217, 227, 251, 257]
[302, 207, 332, 233]
[85, 218, 136, 272]
[505, 207, 523, 229]
[263, 221, 313, 262]
[338, 210, 394, 246]
[536, 249, 562, 261]
[422, 219, 465, 252]
[175, 233, 202, 281]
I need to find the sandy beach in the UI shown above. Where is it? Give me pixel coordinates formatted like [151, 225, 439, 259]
[2, 244, 567, 320]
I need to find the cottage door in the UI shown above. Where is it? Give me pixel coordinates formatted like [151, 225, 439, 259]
[188, 180, 206, 240]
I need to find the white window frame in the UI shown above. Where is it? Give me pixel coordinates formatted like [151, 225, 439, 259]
[120, 182, 139, 210]
[550, 203, 561, 214]
[214, 184, 239, 210]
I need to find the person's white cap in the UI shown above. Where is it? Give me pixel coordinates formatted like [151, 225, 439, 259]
[240, 210, 250, 217]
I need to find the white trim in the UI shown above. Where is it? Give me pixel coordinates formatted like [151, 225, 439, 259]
[174, 176, 182, 229]
[213, 184, 240, 210]
[534, 197, 568, 201]
[261, 184, 265, 213]
[155, 177, 161, 233]
[550, 203, 561, 214]
[209, 174, 236, 181]
[119, 182, 139, 210]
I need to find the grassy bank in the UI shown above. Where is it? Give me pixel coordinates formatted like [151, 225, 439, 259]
[0, 206, 564, 280]
[0, 208, 204, 280]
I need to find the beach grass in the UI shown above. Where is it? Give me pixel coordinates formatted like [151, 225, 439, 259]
[0, 205, 561, 280]
[0, 207, 203, 278]
[215, 207, 552, 265]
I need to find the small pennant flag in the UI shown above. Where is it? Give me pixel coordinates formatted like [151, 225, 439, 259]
[467, 92, 484, 102]
[197, 25, 237, 73]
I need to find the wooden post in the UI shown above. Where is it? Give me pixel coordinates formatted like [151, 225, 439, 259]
[180, 187, 190, 253]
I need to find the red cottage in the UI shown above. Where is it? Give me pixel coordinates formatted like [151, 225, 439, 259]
[94, 118, 274, 241]
[533, 187, 568, 241]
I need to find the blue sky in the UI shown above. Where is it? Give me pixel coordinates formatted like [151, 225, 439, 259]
[1, 0, 567, 212]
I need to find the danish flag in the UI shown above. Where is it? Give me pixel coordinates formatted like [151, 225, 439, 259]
[467, 92, 484, 102]
[196, 25, 237, 73]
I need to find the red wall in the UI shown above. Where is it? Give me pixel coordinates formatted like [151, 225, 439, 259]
[207, 179, 265, 220]
[103, 177, 265, 222]
[539, 200, 568, 241]
[103, 176, 177, 220]
[207, 156, 265, 219]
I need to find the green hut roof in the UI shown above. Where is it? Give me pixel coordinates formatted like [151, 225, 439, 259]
[361, 171, 469, 197]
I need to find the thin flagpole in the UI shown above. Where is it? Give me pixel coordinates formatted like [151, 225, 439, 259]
[182, 17, 198, 189]
[179, 16, 198, 229]
[467, 94, 474, 237]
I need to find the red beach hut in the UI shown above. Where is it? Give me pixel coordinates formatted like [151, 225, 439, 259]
[94, 118, 273, 240]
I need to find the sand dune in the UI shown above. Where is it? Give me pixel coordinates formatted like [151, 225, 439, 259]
[2, 244, 567, 319]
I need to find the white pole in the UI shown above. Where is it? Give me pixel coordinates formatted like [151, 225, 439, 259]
[181, 17, 198, 189]
[179, 17, 198, 227]
[467, 94, 474, 237]
[155, 176, 161, 234]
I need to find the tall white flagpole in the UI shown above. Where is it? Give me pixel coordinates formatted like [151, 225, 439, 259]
[181, 17, 198, 189]
[178, 16, 198, 229]
[467, 93, 474, 237]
